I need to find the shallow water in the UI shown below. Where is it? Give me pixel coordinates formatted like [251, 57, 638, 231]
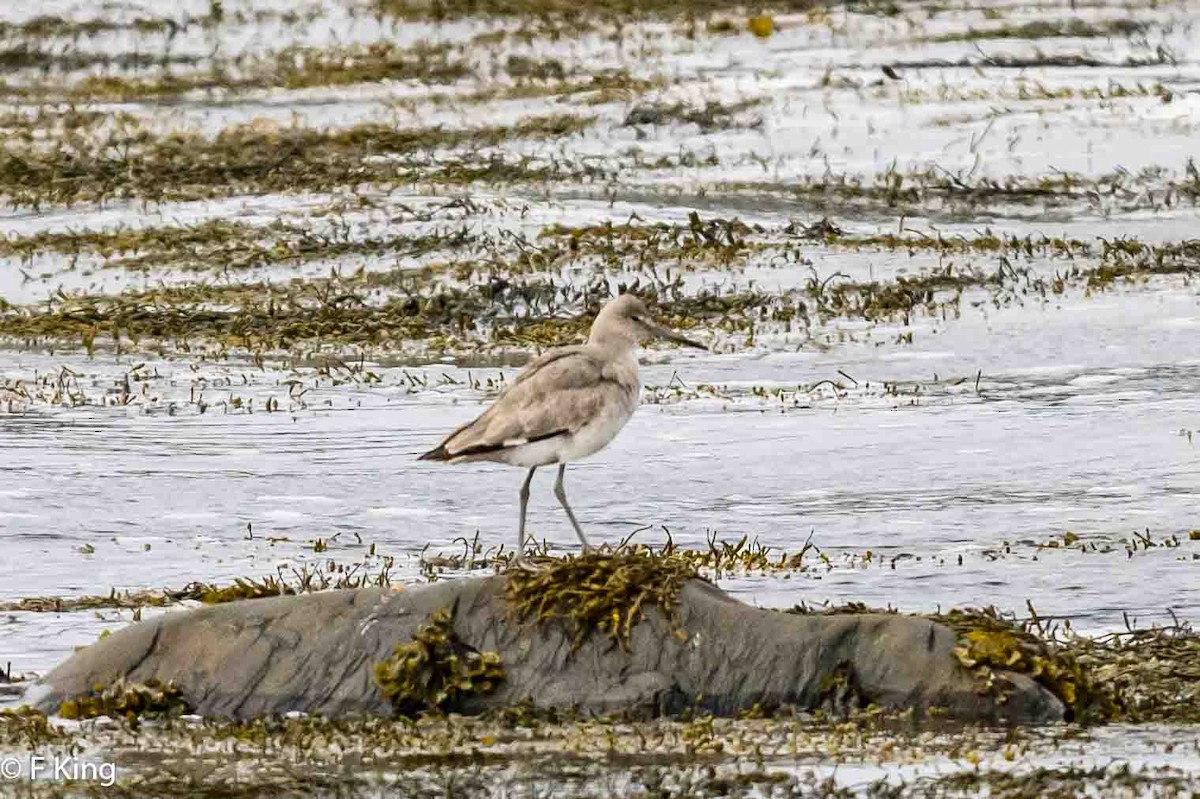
[3, 279, 1198, 674]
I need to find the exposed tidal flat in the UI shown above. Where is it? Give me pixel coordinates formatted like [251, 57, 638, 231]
[1, 0, 1200, 794]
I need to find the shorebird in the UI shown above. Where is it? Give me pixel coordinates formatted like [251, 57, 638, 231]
[419, 295, 706, 567]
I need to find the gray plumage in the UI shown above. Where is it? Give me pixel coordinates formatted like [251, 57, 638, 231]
[419, 295, 706, 566]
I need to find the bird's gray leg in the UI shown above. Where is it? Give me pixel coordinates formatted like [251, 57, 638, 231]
[554, 463, 592, 552]
[515, 467, 540, 571]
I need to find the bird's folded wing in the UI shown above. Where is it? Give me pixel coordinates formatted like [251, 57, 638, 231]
[438, 352, 624, 458]
[505, 345, 587, 391]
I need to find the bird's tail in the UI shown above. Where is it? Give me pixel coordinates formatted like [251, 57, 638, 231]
[417, 444, 451, 461]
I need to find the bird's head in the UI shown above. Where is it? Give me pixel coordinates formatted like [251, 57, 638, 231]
[589, 294, 707, 351]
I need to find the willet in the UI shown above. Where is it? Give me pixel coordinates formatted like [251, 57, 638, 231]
[419, 295, 706, 567]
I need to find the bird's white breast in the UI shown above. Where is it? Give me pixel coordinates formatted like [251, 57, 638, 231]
[556, 350, 639, 462]
[556, 397, 636, 463]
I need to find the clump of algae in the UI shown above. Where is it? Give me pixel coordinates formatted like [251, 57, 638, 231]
[372, 0, 825, 22]
[791, 601, 1200, 724]
[0, 113, 592, 208]
[505, 548, 700, 651]
[58, 678, 191, 726]
[1066, 622, 1200, 723]
[932, 608, 1117, 723]
[951, 611, 1200, 724]
[1, 706, 71, 747]
[374, 607, 505, 716]
[175, 576, 293, 604]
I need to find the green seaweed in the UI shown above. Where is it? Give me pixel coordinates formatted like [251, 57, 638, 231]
[374, 606, 505, 715]
[175, 577, 292, 604]
[3, 223, 1197, 355]
[713, 161, 1200, 217]
[9, 41, 471, 102]
[623, 99, 764, 132]
[0, 113, 594, 208]
[2, 559, 401, 613]
[0, 217, 479, 274]
[0, 3, 233, 41]
[931, 764, 1198, 797]
[5, 708, 1035, 798]
[0, 705, 72, 747]
[934, 607, 1118, 723]
[0, 44, 201, 73]
[505, 548, 700, 650]
[58, 678, 192, 726]
[925, 18, 1147, 43]
[788, 602, 1200, 724]
[372, 0, 826, 22]
[0, 14, 178, 38]
[1066, 622, 1200, 723]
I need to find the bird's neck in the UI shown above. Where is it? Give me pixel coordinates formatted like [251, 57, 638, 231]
[587, 328, 637, 354]
[586, 337, 640, 389]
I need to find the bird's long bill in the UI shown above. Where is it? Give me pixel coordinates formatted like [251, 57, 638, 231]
[647, 319, 708, 350]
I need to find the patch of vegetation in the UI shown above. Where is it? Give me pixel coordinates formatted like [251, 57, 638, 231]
[804, 265, 982, 325]
[372, 0, 824, 23]
[797, 602, 1200, 725]
[1067, 621, 1200, 723]
[531, 216, 1093, 290]
[242, 42, 471, 90]
[0, 217, 479, 274]
[175, 576, 293, 604]
[0, 113, 594, 207]
[0, 266, 614, 353]
[1084, 236, 1200, 290]
[930, 764, 1198, 798]
[0, 582, 286, 614]
[506, 548, 700, 650]
[551, 70, 664, 104]
[894, 79, 1174, 106]
[0, 106, 130, 137]
[0, 713, 1189, 799]
[424, 533, 815, 577]
[374, 606, 505, 715]
[925, 18, 1147, 43]
[13, 708, 1033, 799]
[0, 705, 73, 747]
[424, 69, 665, 107]
[717, 161, 1200, 217]
[536, 213, 760, 270]
[0, 44, 201, 73]
[788, 217, 1088, 258]
[0, 5, 232, 41]
[0, 278, 450, 353]
[535, 215, 1195, 280]
[11, 41, 471, 102]
[2, 558, 403, 613]
[623, 99, 763, 132]
[888, 51, 1175, 71]
[0, 589, 175, 613]
[935, 607, 1117, 723]
[4, 218, 1198, 355]
[58, 678, 192, 726]
[505, 54, 568, 81]
[0, 14, 178, 39]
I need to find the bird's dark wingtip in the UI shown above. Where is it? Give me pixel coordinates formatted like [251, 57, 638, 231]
[418, 445, 450, 461]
